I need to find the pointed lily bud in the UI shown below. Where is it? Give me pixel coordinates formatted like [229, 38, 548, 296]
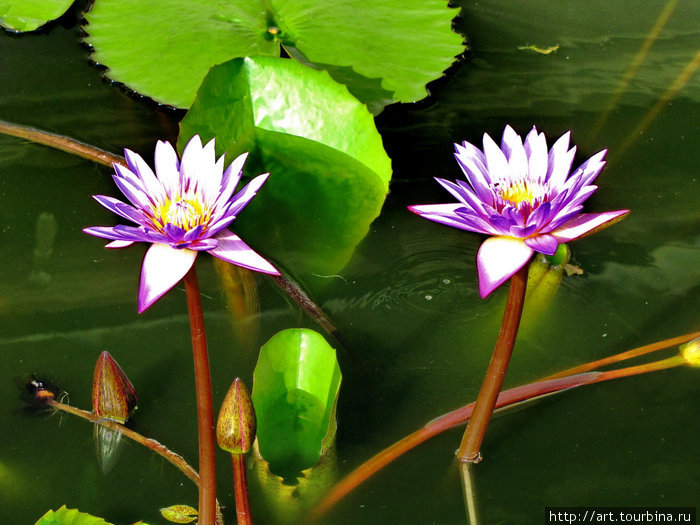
[92, 351, 137, 422]
[681, 337, 700, 367]
[217, 378, 256, 454]
[160, 504, 198, 523]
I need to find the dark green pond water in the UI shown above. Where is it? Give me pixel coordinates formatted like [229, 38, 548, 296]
[1, 1, 698, 523]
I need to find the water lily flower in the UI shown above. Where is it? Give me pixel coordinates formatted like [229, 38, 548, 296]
[408, 125, 629, 298]
[84, 135, 279, 312]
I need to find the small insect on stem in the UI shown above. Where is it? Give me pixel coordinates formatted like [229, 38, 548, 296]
[19, 375, 62, 411]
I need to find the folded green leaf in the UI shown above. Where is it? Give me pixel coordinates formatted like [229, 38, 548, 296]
[179, 56, 392, 275]
[251, 329, 342, 477]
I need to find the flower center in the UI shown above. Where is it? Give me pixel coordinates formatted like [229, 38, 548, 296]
[151, 197, 210, 232]
[494, 178, 548, 208]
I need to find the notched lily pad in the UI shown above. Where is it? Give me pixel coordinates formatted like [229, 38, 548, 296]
[83, 0, 279, 108]
[179, 56, 392, 275]
[82, 0, 464, 110]
[35, 505, 112, 525]
[251, 329, 341, 478]
[272, 0, 464, 105]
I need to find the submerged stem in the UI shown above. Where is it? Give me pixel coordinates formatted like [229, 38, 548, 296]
[184, 264, 217, 525]
[47, 399, 200, 485]
[457, 265, 529, 463]
[309, 373, 601, 521]
[0, 119, 124, 167]
[541, 330, 700, 380]
[269, 273, 337, 335]
[310, 332, 696, 520]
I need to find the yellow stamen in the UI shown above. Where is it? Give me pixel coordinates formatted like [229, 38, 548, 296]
[497, 179, 546, 206]
[151, 197, 211, 232]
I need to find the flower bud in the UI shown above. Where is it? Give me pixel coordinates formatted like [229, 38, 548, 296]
[680, 337, 700, 368]
[217, 378, 256, 454]
[92, 351, 137, 422]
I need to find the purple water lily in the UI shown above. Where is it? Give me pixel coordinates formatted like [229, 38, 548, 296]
[408, 125, 629, 298]
[84, 135, 279, 312]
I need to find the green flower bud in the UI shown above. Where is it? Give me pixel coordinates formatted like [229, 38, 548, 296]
[217, 378, 256, 454]
[92, 351, 137, 422]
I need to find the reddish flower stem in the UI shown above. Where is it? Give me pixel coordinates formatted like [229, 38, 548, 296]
[310, 331, 696, 521]
[184, 263, 217, 525]
[232, 453, 253, 525]
[309, 372, 600, 521]
[457, 265, 529, 463]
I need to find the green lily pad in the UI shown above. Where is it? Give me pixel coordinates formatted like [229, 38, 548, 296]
[251, 329, 341, 477]
[0, 0, 74, 32]
[84, 1, 279, 108]
[82, 0, 463, 110]
[179, 56, 392, 275]
[35, 506, 112, 525]
[272, 0, 463, 105]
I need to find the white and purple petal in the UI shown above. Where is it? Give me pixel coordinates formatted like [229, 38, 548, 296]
[105, 240, 134, 248]
[500, 125, 522, 160]
[188, 238, 220, 251]
[523, 127, 548, 181]
[510, 224, 538, 238]
[138, 244, 198, 313]
[455, 179, 493, 216]
[546, 132, 575, 190]
[209, 229, 279, 275]
[408, 204, 497, 235]
[550, 210, 629, 242]
[93, 195, 147, 225]
[216, 152, 247, 206]
[477, 236, 534, 298]
[224, 173, 270, 218]
[525, 201, 552, 229]
[179, 135, 205, 190]
[124, 148, 164, 202]
[154, 140, 181, 197]
[112, 165, 152, 208]
[483, 132, 510, 181]
[435, 178, 478, 211]
[454, 144, 494, 202]
[524, 234, 559, 255]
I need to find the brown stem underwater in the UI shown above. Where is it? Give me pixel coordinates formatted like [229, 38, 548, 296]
[0, 119, 124, 168]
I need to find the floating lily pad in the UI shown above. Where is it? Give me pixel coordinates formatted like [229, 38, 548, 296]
[179, 56, 392, 275]
[0, 0, 74, 32]
[84, 1, 278, 108]
[83, 0, 463, 110]
[251, 329, 341, 477]
[35, 506, 112, 525]
[272, 0, 463, 105]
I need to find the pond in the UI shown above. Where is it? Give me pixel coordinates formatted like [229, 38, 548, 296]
[1, 0, 698, 523]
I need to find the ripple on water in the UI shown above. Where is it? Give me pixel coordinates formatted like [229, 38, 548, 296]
[324, 241, 479, 318]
